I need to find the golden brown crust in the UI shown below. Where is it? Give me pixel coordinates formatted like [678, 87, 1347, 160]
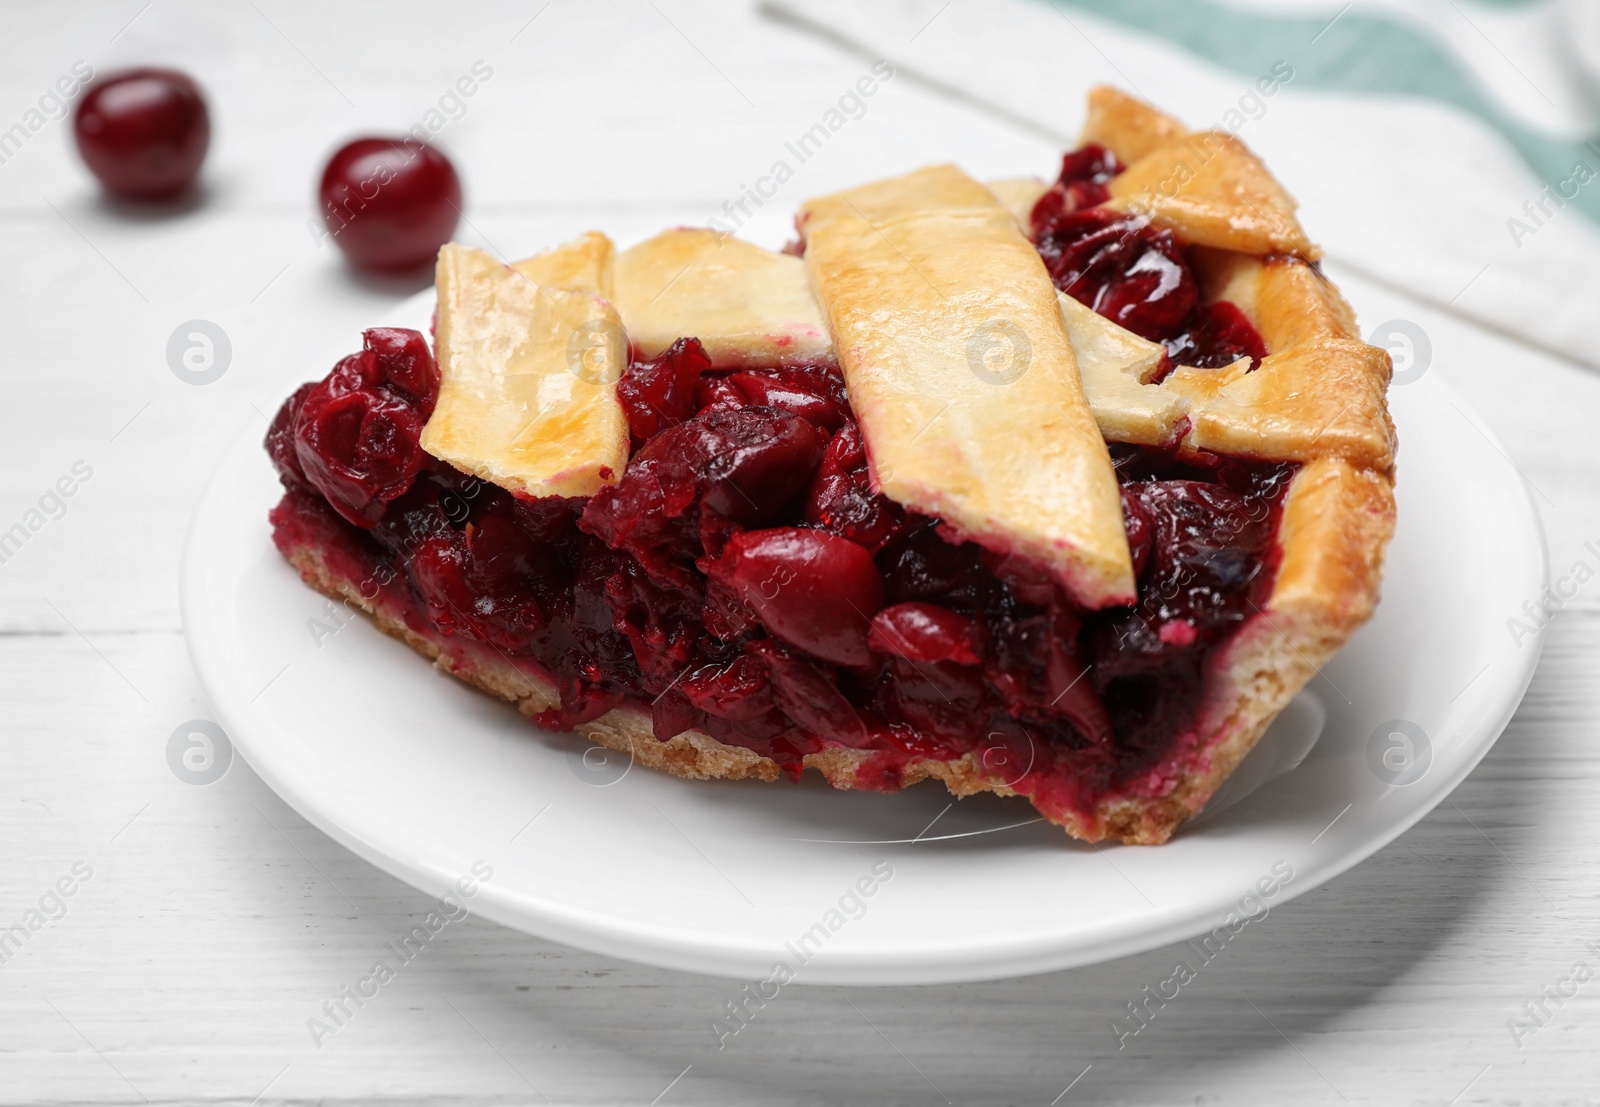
[510, 231, 614, 297]
[1165, 339, 1395, 468]
[1071, 320, 1395, 464]
[798, 164, 1136, 609]
[1190, 248, 1358, 347]
[1158, 459, 1395, 824]
[610, 228, 833, 367]
[1271, 458, 1396, 626]
[425, 243, 629, 499]
[1107, 131, 1319, 259]
[1085, 95, 1396, 830]
[984, 176, 1051, 229]
[1055, 291, 1187, 447]
[1081, 86, 1189, 166]
[1167, 251, 1395, 469]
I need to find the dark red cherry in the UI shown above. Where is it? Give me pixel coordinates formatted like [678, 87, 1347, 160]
[1036, 209, 1197, 342]
[664, 408, 829, 524]
[799, 423, 904, 554]
[408, 534, 477, 636]
[618, 338, 710, 441]
[275, 328, 438, 527]
[678, 655, 777, 723]
[694, 375, 748, 414]
[294, 385, 426, 527]
[466, 504, 555, 591]
[1030, 143, 1122, 236]
[73, 68, 210, 201]
[727, 368, 850, 431]
[1129, 479, 1277, 628]
[1057, 144, 1121, 195]
[707, 527, 884, 667]
[265, 382, 316, 488]
[868, 603, 981, 665]
[882, 657, 989, 743]
[361, 326, 440, 413]
[1168, 300, 1270, 369]
[319, 138, 461, 272]
[747, 640, 870, 746]
[1120, 485, 1152, 579]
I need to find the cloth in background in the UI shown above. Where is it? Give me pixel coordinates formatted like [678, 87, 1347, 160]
[765, 0, 1600, 368]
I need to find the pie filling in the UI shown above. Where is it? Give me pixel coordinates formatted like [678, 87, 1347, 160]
[266, 146, 1295, 825]
[1033, 144, 1268, 371]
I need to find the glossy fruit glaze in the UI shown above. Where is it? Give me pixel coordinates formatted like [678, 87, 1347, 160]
[270, 329, 1292, 823]
[1032, 144, 1268, 371]
[319, 138, 462, 272]
[73, 68, 210, 201]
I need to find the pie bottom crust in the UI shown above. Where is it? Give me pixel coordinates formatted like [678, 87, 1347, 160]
[276, 453, 1392, 845]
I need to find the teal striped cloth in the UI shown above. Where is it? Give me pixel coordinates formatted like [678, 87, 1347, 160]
[766, 0, 1600, 367]
[1060, 0, 1600, 227]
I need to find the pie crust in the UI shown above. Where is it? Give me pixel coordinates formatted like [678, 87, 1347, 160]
[798, 163, 1135, 609]
[423, 242, 628, 498]
[271, 87, 1396, 844]
[612, 228, 832, 367]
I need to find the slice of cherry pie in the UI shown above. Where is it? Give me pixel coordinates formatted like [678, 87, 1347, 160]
[265, 87, 1396, 844]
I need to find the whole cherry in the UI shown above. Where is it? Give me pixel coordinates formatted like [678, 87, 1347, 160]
[318, 138, 461, 272]
[708, 526, 885, 668]
[73, 68, 210, 201]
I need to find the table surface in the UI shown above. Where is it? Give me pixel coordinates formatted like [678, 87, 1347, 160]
[4, 2, 1599, 1104]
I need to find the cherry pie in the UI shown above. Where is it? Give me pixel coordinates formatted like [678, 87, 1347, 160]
[266, 88, 1396, 844]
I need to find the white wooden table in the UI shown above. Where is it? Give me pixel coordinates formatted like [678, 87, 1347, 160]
[4, 2, 1598, 1103]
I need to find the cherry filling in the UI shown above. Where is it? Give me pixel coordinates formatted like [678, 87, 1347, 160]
[266, 145, 1289, 822]
[267, 327, 439, 527]
[1030, 144, 1124, 229]
[1032, 145, 1268, 371]
[270, 327, 1291, 821]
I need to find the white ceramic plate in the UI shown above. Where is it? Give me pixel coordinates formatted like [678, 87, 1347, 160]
[183, 281, 1545, 986]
